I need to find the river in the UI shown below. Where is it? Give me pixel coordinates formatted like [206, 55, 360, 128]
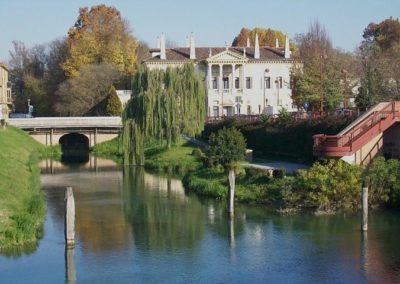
[1, 157, 400, 283]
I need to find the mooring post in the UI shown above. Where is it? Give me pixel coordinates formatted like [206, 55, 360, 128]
[65, 187, 75, 248]
[228, 169, 235, 217]
[362, 184, 368, 231]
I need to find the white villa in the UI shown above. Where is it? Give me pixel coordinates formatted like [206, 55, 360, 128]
[144, 34, 299, 117]
[0, 63, 12, 120]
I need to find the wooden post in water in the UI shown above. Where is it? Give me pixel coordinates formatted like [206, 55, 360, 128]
[362, 185, 368, 231]
[65, 187, 75, 248]
[228, 169, 235, 217]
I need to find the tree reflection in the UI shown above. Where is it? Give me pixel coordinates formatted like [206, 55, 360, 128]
[122, 166, 206, 251]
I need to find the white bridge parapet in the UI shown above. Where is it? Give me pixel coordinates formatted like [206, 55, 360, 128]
[8, 116, 122, 129]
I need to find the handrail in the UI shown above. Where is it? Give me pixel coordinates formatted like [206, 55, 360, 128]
[314, 101, 400, 155]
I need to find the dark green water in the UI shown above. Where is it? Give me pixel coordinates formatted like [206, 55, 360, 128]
[1, 159, 400, 283]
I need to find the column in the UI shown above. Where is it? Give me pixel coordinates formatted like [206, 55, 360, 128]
[219, 64, 223, 115]
[219, 64, 223, 93]
[208, 64, 212, 90]
[241, 65, 245, 90]
[231, 64, 234, 90]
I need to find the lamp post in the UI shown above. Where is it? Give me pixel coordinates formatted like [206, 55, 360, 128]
[320, 54, 328, 114]
[263, 68, 269, 113]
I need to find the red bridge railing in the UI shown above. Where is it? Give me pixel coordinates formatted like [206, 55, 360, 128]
[314, 101, 400, 157]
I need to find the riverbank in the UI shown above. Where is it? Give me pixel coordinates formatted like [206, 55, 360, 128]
[92, 137, 201, 176]
[0, 127, 47, 248]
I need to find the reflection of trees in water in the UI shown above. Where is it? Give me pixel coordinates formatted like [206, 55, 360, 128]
[122, 166, 207, 251]
[43, 171, 132, 253]
[0, 241, 39, 258]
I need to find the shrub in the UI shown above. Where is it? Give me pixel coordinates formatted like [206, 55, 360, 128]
[294, 159, 361, 211]
[273, 168, 286, 179]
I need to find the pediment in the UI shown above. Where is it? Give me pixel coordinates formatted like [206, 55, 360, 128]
[207, 50, 248, 62]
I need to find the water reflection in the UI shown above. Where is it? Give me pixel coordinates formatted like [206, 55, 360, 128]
[122, 166, 207, 251]
[2, 159, 400, 283]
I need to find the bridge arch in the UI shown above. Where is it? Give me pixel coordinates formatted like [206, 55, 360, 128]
[59, 133, 90, 163]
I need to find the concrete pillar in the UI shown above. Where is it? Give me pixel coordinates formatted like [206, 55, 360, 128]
[362, 186, 368, 231]
[65, 187, 75, 248]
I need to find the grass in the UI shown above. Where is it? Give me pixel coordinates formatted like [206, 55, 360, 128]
[92, 137, 202, 176]
[0, 127, 46, 248]
[183, 166, 296, 205]
[91, 137, 122, 164]
[144, 139, 201, 176]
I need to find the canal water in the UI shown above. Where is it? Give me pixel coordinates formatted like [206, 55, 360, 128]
[1, 158, 400, 283]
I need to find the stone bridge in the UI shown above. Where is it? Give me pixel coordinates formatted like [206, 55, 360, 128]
[8, 116, 122, 147]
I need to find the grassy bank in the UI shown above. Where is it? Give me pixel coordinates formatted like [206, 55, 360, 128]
[92, 137, 201, 176]
[0, 127, 46, 248]
[183, 167, 295, 205]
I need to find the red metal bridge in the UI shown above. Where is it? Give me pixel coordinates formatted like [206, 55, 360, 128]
[313, 102, 400, 165]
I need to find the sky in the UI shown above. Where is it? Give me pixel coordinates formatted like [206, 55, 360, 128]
[0, 0, 399, 63]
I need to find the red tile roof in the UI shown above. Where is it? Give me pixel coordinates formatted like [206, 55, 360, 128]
[145, 46, 289, 62]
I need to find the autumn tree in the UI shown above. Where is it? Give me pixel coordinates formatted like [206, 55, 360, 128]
[55, 63, 121, 116]
[356, 17, 400, 108]
[232, 27, 286, 47]
[62, 5, 138, 78]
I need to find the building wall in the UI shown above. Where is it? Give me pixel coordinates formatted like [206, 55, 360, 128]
[0, 65, 12, 120]
[146, 59, 295, 116]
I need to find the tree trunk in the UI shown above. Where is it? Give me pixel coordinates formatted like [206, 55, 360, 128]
[228, 169, 235, 217]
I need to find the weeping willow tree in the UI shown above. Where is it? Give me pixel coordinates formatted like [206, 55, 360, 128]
[121, 64, 206, 165]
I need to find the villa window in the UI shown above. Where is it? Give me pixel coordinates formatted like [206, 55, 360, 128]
[235, 77, 240, 89]
[247, 105, 251, 115]
[223, 77, 229, 89]
[245, 77, 252, 89]
[265, 77, 271, 89]
[212, 77, 218, 89]
[276, 76, 283, 88]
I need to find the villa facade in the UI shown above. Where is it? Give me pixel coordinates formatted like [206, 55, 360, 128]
[144, 34, 299, 116]
[0, 63, 12, 120]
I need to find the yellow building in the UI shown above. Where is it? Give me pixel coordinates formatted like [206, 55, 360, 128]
[0, 63, 12, 120]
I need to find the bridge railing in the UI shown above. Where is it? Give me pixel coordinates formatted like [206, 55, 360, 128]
[314, 101, 400, 156]
[8, 116, 122, 129]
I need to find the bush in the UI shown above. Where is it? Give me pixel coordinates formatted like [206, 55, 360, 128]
[294, 159, 361, 211]
[273, 168, 286, 179]
[364, 157, 400, 208]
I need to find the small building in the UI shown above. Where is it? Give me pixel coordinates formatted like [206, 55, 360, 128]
[144, 34, 299, 117]
[0, 63, 12, 120]
[116, 90, 132, 108]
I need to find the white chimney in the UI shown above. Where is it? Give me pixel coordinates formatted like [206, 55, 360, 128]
[254, 33, 260, 59]
[160, 33, 166, 60]
[284, 35, 291, 59]
[190, 33, 196, 59]
[275, 38, 279, 48]
[246, 37, 250, 47]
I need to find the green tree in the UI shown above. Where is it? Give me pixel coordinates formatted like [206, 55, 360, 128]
[62, 5, 138, 78]
[364, 157, 400, 207]
[295, 160, 361, 211]
[206, 127, 246, 216]
[121, 64, 206, 166]
[105, 86, 122, 116]
[292, 20, 355, 111]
